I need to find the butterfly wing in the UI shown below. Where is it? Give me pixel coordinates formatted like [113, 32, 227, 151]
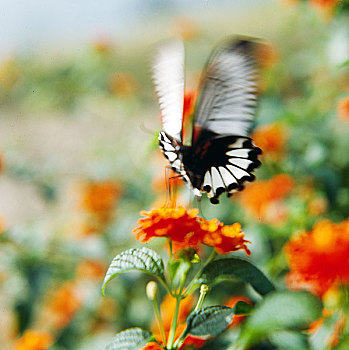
[152, 40, 185, 141]
[185, 38, 262, 203]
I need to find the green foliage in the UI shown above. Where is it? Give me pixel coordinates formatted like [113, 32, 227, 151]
[184, 306, 236, 337]
[197, 258, 275, 296]
[236, 291, 323, 349]
[102, 247, 166, 295]
[105, 328, 153, 350]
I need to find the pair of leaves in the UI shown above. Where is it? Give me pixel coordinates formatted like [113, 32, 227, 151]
[105, 303, 250, 350]
[102, 248, 275, 297]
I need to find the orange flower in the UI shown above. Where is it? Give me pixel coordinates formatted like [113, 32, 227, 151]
[337, 97, 349, 123]
[310, 0, 341, 10]
[252, 123, 287, 160]
[239, 174, 294, 225]
[108, 72, 138, 98]
[80, 180, 121, 218]
[76, 259, 106, 280]
[285, 219, 349, 297]
[172, 17, 199, 41]
[133, 207, 250, 255]
[14, 330, 53, 350]
[202, 222, 251, 255]
[46, 282, 82, 328]
[140, 342, 164, 350]
[79, 180, 122, 235]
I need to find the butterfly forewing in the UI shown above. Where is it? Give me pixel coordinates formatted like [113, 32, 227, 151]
[152, 40, 185, 141]
[193, 39, 259, 141]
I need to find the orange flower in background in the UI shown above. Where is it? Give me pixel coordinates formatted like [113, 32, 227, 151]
[337, 97, 349, 123]
[76, 259, 106, 280]
[108, 72, 138, 98]
[239, 174, 294, 225]
[172, 17, 199, 41]
[79, 179, 122, 235]
[14, 330, 53, 350]
[133, 207, 250, 255]
[80, 180, 121, 218]
[45, 282, 82, 329]
[252, 123, 287, 160]
[285, 219, 349, 297]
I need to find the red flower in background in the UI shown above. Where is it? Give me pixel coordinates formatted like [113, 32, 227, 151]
[337, 97, 349, 123]
[14, 330, 53, 350]
[285, 219, 349, 297]
[252, 123, 287, 160]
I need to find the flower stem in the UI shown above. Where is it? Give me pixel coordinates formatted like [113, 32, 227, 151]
[166, 295, 181, 350]
[153, 297, 167, 346]
[183, 248, 217, 296]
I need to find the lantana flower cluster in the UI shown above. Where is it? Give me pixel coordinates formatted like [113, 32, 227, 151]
[285, 218, 349, 297]
[133, 206, 250, 256]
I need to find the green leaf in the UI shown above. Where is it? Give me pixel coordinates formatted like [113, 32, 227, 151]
[270, 330, 308, 349]
[234, 300, 252, 316]
[184, 305, 235, 337]
[197, 258, 275, 296]
[105, 328, 153, 350]
[237, 291, 323, 349]
[102, 247, 166, 294]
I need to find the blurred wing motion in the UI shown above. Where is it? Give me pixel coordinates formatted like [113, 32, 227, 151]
[153, 37, 262, 204]
[152, 40, 185, 141]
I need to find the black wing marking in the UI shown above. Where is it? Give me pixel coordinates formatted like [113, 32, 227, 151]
[186, 135, 261, 204]
[193, 38, 259, 141]
[152, 40, 185, 141]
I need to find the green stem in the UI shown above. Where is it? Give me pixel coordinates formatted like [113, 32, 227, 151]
[166, 295, 181, 350]
[183, 248, 217, 296]
[153, 297, 167, 346]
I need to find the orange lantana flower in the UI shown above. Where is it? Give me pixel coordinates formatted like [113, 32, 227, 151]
[239, 174, 294, 225]
[133, 207, 250, 255]
[252, 123, 287, 160]
[45, 282, 82, 329]
[337, 97, 349, 123]
[140, 342, 164, 350]
[285, 219, 349, 297]
[14, 330, 53, 350]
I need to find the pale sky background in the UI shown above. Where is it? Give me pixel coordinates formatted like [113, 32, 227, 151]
[0, 0, 266, 55]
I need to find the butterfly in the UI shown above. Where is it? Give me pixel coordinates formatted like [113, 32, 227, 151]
[152, 37, 262, 204]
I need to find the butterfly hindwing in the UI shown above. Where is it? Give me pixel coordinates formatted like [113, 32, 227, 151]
[184, 134, 261, 203]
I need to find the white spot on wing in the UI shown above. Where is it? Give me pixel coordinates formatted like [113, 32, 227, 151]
[211, 167, 224, 192]
[229, 158, 253, 170]
[226, 164, 250, 180]
[165, 152, 177, 162]
[218, 166, 237, 187]
[226, 149, 251, 158]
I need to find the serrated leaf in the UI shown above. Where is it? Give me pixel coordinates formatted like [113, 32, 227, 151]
[184, 305, 235, 337]
[105, 328, 153, 350]
[197, 258, 275, 296]
[102, 247, 165, 294]
[237, 291, 323, 348]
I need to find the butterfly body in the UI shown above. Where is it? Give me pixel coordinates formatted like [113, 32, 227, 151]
[154, 38, 263, 204]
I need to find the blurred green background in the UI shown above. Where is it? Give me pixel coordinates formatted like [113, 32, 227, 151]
[0, 0, 348, 349]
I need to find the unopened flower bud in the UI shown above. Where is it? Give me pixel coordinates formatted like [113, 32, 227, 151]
[146, 281, 158, 301]
[200, 284, 210, 294]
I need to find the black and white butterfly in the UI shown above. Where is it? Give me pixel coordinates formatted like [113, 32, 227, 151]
[152, 37, 262, 204]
